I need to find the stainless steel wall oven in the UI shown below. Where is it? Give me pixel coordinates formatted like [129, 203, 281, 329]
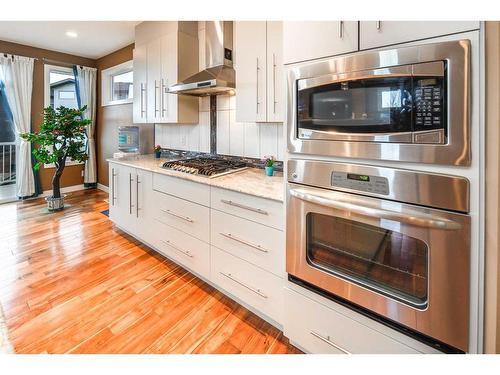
[287, 159, 471, 352]
[287, 40, 471, 166]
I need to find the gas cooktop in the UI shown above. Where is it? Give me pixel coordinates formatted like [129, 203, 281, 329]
[161, 157, 247, 177]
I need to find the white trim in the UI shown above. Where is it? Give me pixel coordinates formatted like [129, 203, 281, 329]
[42, 184, 85, 197]
[97, 183, 109, 193]
[101, 60, 133, 107]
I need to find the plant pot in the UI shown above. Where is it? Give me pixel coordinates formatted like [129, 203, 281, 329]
[45, 195, 66, 211]
[265, 166, 274, 177]
[155, 151, 161, 159]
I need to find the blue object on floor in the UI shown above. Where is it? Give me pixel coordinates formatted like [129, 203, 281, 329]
[101, 209, 109, 217]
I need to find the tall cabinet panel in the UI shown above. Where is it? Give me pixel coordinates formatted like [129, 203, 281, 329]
[266, 21, 284, 123]
[235, 21, 267, 123]
[283, 21, 358, 64]
[132, 44, 147, 124]
[146, 38, 161, 123]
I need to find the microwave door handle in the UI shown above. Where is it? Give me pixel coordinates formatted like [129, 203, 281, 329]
[289, 188, 462, 230]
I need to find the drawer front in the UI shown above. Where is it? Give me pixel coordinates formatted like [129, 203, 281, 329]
[152, 190, 210, 243]
[211, 210, 284, 277]
[284, 288, 420, 354]
[211, 247, 283, 324]
[152, 220, 210, 280]
[211, 187, 284, 230]
[153, 173, 210, 206]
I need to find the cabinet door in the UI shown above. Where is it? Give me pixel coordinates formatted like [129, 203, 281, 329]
[146, 38, 162, 123]
[132, 44, 147, 123]
[283, 21, 358, 64]
[235, 21, 267, 123]
[109, 164, 136, 234]
[360, 21, 480, 50]
[266, 21, 284, 123]
[160, 32, 178, 123]
[135, 169, 153, 244]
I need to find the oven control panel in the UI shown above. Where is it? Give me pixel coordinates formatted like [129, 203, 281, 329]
[331, 172, 389, 195]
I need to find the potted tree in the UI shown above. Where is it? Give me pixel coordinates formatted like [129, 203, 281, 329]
[21, 106, 90, 211]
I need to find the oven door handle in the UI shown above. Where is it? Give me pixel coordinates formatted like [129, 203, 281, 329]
[289, 188, 462, 230]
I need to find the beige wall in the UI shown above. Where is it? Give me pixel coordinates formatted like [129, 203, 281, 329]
[0, 39, 96, 191]
[95, 44, 134, 187]
[485, 21, 500, 354]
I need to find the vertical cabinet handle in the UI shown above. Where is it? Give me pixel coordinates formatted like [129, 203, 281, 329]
[256, 57, 260, 114]
[111, 168, 117, 206]
[376, 21, 382, 30]
[161, 78, 167, 118]
[140, 83, 147, 117]
[136, 174, 140, 218]
[129, 174, 134, 215]
[154, 80, 159, 115]
[273, 53, 277, 114]
[339, 21, 344, 39]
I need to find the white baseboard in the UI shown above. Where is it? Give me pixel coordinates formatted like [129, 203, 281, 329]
[42, 184, 85, 197]
[97, 183, 109, 193]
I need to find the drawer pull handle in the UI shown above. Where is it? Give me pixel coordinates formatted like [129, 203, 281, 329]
[219, 272, 268, 299]
[310, 331, 350, 354]
[220, 199, 269, 215]
[161, 239, 194, 258]
[161, 209, 194, 223]
[220, 232, 269, 253]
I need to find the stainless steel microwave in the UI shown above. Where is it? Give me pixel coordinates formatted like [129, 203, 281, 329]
[286, 40, 471, 166]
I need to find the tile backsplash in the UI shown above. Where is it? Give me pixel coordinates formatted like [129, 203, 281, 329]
[154, 95, 285, 161]
[154, 22, 284, 162]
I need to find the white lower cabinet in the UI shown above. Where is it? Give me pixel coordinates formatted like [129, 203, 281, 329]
[152, 190, 210, 243]
[211, 209, 284, 277]
[153, 219, 211, 280]
[284, 288, 421, 354]
[211, 246, 284, 324]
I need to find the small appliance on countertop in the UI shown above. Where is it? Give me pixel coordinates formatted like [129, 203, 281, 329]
[114, 126, 140, 160]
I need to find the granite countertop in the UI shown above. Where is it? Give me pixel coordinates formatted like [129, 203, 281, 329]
[107, 155, 285, 202]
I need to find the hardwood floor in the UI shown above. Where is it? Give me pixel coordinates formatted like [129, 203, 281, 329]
[0, 189, 301, 354]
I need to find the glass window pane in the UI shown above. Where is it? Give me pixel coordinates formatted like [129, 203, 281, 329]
[112, 70, 133, 101]
[306, 213, 428, 308]
[49, 70, 78, 109]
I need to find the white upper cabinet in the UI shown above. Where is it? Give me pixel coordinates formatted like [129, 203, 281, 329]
[266, 21, 284, 123]
[359, 21, 480, 50]
[133, 21, 199, 124]
[283, 21, 358, 64]
[132, 44, 147, 124]
[146, 38, 161, 123]
[235, 21, 267, 123]
[235, 21, 284, 123]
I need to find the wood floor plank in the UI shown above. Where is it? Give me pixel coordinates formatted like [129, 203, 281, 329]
[0, 189, 300, 354]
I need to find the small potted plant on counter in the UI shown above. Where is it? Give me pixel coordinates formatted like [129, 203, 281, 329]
[154, 145, 162, 158]
[264, 156, 275, 177]
[21, 106, 89, 211]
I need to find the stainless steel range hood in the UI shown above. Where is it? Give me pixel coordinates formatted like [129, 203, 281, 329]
[168, 21, 235, 96]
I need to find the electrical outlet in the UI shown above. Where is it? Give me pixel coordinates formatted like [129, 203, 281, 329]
[81, 170, 84, 177]
[181, 135, 187, 146]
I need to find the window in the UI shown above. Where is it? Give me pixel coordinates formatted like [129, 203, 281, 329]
[101, 60, 133, 106]
[43, 64, 84, 167]
[45, 65, 79, 110]
[112, 70, 133, 101]
[59, 91, 76, 100]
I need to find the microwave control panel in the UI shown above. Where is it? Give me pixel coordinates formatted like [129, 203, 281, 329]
[413, 78, 444, 131]
[331, 172, 389, 195]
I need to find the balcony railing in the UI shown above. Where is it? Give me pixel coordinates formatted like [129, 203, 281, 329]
[0, 142, 16, 185]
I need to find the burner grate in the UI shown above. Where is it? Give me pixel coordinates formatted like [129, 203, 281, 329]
[162, 157, 247, 177]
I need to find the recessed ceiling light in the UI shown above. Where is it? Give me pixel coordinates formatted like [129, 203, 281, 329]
[65, 31, 78, 38]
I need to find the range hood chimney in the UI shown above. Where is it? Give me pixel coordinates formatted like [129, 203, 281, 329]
[168, 21, 235, 96]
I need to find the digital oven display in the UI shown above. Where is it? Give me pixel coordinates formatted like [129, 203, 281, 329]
[347, 173, 370, 182]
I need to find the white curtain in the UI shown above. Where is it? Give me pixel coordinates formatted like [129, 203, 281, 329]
[0, 55, 35, 197]
[74, 66, 97, 184]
